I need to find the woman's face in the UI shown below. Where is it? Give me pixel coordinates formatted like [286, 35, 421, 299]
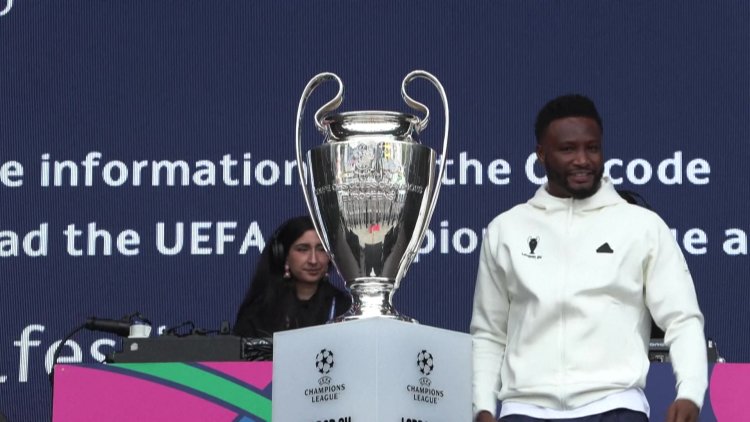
[286, 229, 330, 284]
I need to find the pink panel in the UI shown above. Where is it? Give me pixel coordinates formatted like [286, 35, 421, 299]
[709, 363, 750, 422]
[52, 365, 238, 422]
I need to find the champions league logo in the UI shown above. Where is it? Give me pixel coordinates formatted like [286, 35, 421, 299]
[316, 349, 335, 375]
[417, 350, 434, 377]
[528, 236, 539, 254]
[522, 236, 542, 259]
[0, 0, 13, 17]
[304, 349, 346, 403]
[406, 349, 444, 405]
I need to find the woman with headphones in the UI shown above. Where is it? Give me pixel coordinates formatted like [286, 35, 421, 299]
[233, 216, 351, 338]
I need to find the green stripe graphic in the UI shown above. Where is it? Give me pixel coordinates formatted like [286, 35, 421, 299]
[114, 362, 272, 421]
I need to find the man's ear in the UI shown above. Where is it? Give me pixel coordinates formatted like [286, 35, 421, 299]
[536, 144, 545, 164]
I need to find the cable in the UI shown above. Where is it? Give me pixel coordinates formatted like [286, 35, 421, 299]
[48, 323, 86, 387]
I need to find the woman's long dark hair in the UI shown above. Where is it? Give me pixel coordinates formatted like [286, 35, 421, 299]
[234, 216, 333, 337]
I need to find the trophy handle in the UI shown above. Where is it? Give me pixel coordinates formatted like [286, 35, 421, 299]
[399, 70, 450, 275]
[295, 73, 344, 252]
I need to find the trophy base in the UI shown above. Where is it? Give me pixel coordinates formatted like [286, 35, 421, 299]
[334, 280, 417, 323]
[334, 313, 417, 324]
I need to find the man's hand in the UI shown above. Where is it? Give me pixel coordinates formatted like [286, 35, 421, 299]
[475, 410, 496, 422]
[666, 399, 699, 422]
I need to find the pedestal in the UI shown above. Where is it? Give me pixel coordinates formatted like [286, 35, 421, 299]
[272, 318, 472, 422]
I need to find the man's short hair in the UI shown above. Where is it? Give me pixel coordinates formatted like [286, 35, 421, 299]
[534, 94, 602, 143]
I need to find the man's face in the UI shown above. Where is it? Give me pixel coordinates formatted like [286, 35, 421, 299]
[536, 116, 604, 199]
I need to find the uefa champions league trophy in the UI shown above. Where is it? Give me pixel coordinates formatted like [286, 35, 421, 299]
[295, 71, 449, 322]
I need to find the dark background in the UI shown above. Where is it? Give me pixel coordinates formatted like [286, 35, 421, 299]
[1, 1, 748, 420]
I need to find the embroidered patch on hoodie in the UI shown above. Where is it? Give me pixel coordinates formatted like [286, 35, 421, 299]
[522, 236, 542, 259]
[596, 242, 614, 253]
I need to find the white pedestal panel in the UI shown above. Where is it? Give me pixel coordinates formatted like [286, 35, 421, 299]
[273, 318, 472, 422]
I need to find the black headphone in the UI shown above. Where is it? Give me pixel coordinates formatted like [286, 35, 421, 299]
[269, 222, 289, 270]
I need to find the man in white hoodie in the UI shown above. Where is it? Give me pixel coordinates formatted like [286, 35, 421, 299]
[471, 95, 706, 422]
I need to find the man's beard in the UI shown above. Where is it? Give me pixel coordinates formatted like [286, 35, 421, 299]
[545, 164, 604, 199]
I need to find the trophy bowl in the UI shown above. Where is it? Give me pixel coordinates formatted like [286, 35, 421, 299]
[295, 71, 449, 322]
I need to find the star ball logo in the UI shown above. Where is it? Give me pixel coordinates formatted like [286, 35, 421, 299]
[0, 0, 13, 17]
[417, 350, 434, 376]
[304, 348, 346, 403]
[316, 349, 335, 375]
[406, 349, 444, 405]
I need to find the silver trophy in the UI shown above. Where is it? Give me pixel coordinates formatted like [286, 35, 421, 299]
[295, 71, 448, 322]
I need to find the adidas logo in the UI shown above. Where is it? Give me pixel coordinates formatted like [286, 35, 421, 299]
[596, 243, 613, 253]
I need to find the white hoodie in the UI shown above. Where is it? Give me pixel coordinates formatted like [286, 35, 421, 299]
[471, 178, 707, 416]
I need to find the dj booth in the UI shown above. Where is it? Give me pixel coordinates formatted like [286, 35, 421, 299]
[50, 327, 748, 422]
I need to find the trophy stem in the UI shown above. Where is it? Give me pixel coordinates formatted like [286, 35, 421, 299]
[336, 280, 416, 323]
